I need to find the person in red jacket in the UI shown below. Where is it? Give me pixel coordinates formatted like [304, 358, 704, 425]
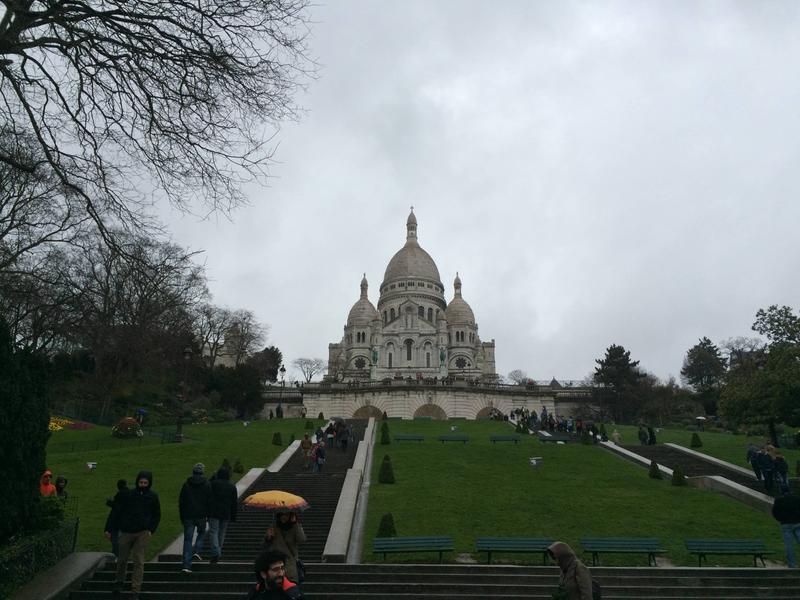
[246, 551, 304, 599]
[39, 470, 56, 497]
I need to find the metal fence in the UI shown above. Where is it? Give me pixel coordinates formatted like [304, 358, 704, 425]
[0, 517, 79, 598]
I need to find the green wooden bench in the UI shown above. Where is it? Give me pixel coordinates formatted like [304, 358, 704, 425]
[684, 539, 773, 567]
[394, 434, 424, 442]
[476, 537, 554, 564]
[490, 435, 521, 443]
[437, 434, 469, 443]
[580, 537, 666, 566]
[373, 536, 454, 562]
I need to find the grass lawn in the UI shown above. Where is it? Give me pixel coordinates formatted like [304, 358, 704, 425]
[46, 419, 316, 557]
[610, 424, 800, 471]
[364, 419, 786, 566]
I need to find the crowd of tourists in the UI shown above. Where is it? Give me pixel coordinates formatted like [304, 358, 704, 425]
[747, 443, 791, 495]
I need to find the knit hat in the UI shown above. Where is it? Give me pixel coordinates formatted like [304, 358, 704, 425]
[192, 463, 205, 475]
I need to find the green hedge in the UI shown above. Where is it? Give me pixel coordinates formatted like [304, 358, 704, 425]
[0, 518, 79, 598]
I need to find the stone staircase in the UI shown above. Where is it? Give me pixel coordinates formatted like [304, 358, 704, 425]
[68, 421, 800, 599]
[68, 562, 800, 599]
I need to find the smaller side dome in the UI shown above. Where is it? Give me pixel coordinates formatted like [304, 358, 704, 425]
[445, 272, 475, 325]
[347, 274, 378, 325]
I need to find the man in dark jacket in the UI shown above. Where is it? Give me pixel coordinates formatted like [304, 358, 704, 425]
[179, 462, 212, 573]
[104, 479, 129, 556]
[245, 550, 304, 599]
[773, 492, 800, 568]
[110, 470, 161, 599]
[205, 466, 238, 563]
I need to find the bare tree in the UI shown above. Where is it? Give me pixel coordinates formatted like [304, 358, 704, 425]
[507, 369, 529, 385]
[0, 0, 313, 241]
[225, 309, 268, 367]
[0, 131, 88, 271]
[293, 357, 326, 383]
[193, 304, 233, 369]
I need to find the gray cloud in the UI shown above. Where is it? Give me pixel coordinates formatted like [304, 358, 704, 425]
[161, 1, 800, 381]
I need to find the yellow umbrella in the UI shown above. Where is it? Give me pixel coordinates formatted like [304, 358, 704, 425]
[243, 490, 309, 512]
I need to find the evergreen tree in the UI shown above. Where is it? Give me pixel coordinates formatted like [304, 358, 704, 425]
[0, 318, 51, 543]
[377, 512, 397, 537]
[681, 337, 726, 414]
[671, 466, 687, 486]
[272, 431, 283, 446]
[648, 460, 663, 480]
[379, 454, 395, 483]
[593, 344, 645, 422]
[690, 432, 703, 448]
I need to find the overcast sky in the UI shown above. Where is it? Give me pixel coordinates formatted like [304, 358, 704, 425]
[160, 1, 800, 383]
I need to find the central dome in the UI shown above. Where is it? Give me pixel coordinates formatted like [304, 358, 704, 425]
[381, 209, 442, 285]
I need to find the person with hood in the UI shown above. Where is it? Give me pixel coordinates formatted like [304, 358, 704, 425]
[179, 462, 212, 573]
[39, 470, 56, 497]
[772, 491, 800, 568]
[246, 550, 305, 599]
[547, 541, 594, 600]
[110, 470, 161, 599]
[105, 479, 129, 556]
[205, 466, 238, 563]
[647, 426, 657, 446]
[746, 444, 762, 481]
[54, 475, 68, 500]
[261, 511, 306, 583]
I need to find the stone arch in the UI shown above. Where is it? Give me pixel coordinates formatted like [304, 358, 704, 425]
[353, 405, 383, 419]
[413, 404, 447, 420]
[475, 406, 493, 419]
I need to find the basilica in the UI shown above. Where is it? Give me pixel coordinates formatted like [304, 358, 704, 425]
[327, 210, 496, 381]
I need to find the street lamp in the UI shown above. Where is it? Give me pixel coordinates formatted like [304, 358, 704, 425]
[175, 346, 192, 442]
[280, 364, 286, 386]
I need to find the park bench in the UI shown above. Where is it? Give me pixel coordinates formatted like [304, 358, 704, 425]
[394, 434, 424, 442]
[476, 537, 554, 564]
[490, 435, 521, 443]
[437, 434, 469, 443]
[580, 537, 666, 566]
[684, 539, 773, 567]
[373, 536, 454, 562]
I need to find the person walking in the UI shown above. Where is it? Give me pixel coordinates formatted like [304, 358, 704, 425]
[772, 491, 800, 568]
[775, 454, 791, 496]
[637, 426, 648, 446]
[104, 479, 128, 557]
[179, 462, 212, 573]
[312, 442, 326, 474]
[547, 541, 594, 599]
[205, 466, 238, 563]
[758, 448, 776, 493]
[109, 470, 161, 599]
[261, 511, 306, 584]
[647, 426, 657, 446]
[246, 550, 305, 599]
[300, 434, 313, 470]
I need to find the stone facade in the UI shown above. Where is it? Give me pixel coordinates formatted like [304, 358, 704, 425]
[327, 210, 496, 382]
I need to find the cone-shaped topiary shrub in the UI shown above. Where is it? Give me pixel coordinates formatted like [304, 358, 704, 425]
[272, 431, 283, 446]
[671, 465, 687, 486]
[690, 432, 703, 448]
[381, 427, 391, 445]
[377, 512, 397, 537]
[382, 411, 388, 420]
[379, 454, 395, 483]
[233, 459, 244, 474]
[648, 460, 663, 479]
[318, 412, 325, 420]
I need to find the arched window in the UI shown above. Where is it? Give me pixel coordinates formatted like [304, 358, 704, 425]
[383, 311, 387, 324]
[418, 306, 425, 318]
[426, 352, 431, 367]
[390, 308, 395, 321]
[388, 353, 393, 368]
[405, 339, 413, 361]
[427, 308, 433, 321]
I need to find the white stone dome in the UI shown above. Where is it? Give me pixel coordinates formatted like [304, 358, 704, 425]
[347, 274, 378, 325]
[382, 208, 441, 285]
[445, 272, 475, 325]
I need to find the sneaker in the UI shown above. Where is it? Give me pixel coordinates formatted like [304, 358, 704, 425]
[181, 568, 192, 574]
[191, 553, 203, 561]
